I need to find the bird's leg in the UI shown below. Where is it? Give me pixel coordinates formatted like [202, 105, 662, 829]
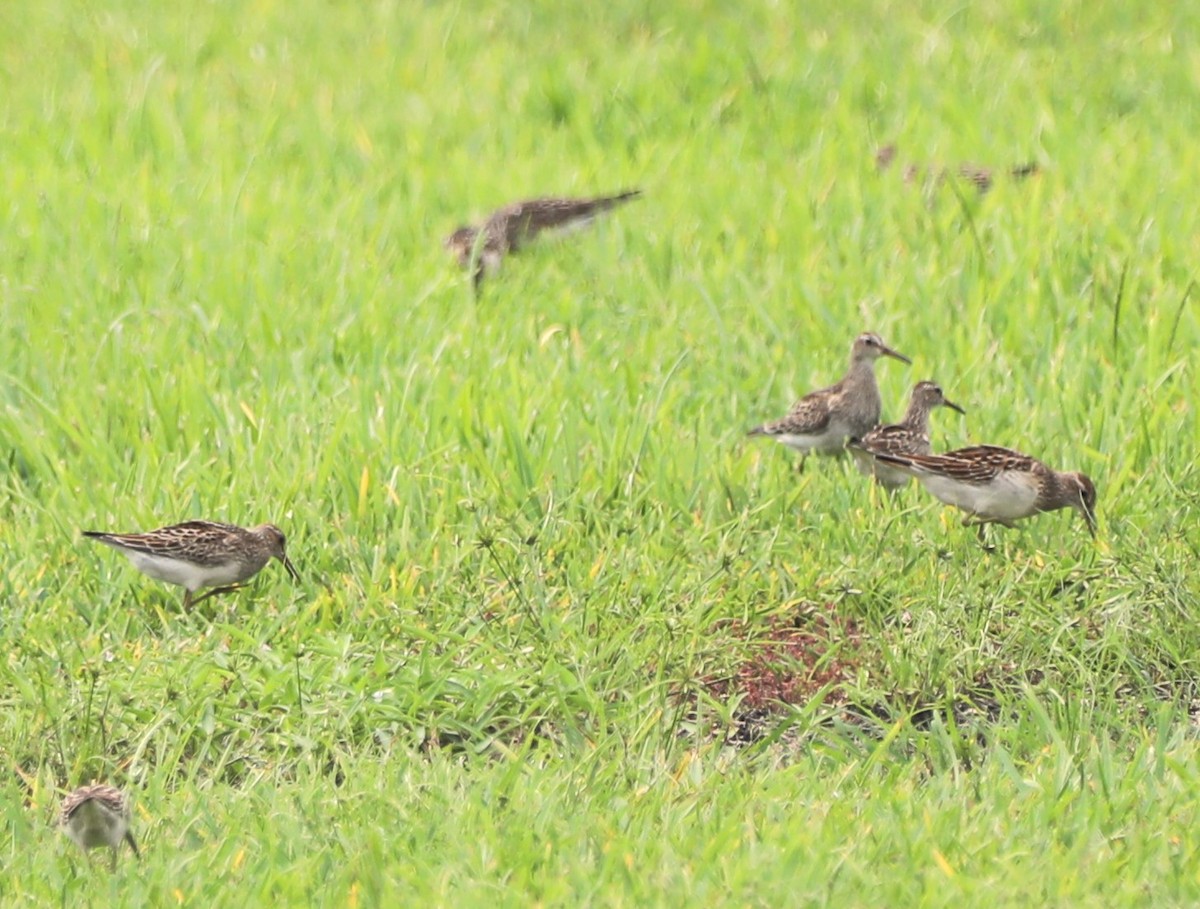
[182, 590, 193, 611]
[793, 456, 807, 474]
[188, 584, 250, 608]
[963, 515, 1020, 531]
[964, 520, 1001, 552]
[975, 523, 996, 552]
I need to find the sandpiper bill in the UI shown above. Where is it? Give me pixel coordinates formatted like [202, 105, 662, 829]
[851, 380, 966, 490]
[84, 520, 300, 609]
[747, 332, 911, 470]
[445, 189, 642, 291]
[60, 784, 139, 869]
[869, 445, 1097, 538]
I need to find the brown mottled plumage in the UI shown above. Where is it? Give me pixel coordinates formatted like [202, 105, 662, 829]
[875, 143, 1040, 193]
[851, 381, 966, 490]
[747, 333, 911, 470]
[83, 520, 300, 609]
[867, 445, 1097, 537]
[60, 784, 139, 868]
[444, 190, 642, 291]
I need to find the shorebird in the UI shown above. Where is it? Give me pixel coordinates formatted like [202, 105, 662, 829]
[868, 445, 1097, 538]
[83, 520, 300, 609]
[955, 160, 1040, 193]
[875, 143, 1039, 193]
[747, 332, 911, 470]
[60, 784, 139, 869]
[851, 381, 966, 490]
[444, 190, 642, 291]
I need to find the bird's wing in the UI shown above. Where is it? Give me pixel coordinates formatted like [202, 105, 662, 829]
[858, 423, 926, 456]
[87, 521, 241, 564]
[61, 785, 127, 823]
[492, 191, 642, 249]
[878, 445, 1036, 483]
[751, 389, 834, 437]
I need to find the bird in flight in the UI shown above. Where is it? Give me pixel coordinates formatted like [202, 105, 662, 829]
[444, 190, 642, 292]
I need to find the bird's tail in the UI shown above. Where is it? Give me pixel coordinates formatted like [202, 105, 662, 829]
[868, 450, 913, 468]
[592, 189, 643, 210]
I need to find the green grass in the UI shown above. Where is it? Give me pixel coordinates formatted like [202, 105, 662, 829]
[2, 0, 1199, 904]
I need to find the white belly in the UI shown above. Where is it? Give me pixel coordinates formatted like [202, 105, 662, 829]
[775, 433, 835, 454]
[920, 471, 1039, 520]
[541, 217, 595, 239]
[124, 551, 247, 591]
[775, 423, 851, 455]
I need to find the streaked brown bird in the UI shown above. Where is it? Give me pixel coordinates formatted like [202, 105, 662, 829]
[83, 520, 300, 609]
[851, 380, 966, 490]
[863, 444, 1097, 538]
[60, 784, 140, 869]
[875, 143, 1039, 193]
[747, 332, 911, 471]
[444, 190, 642, 291]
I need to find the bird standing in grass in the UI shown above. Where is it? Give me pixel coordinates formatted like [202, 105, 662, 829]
[83, 520, 300, 609]
[851, 380, 966, 490]
[444, 189, 642, 292]
[866, 445, 1097, 538]
[60, 784, 140, 870]
[747, 332, 911, 471]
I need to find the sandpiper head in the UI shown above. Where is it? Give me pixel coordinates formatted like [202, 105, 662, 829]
[1068, 473, 1098, 537]
[913, 380, 966, 415]
[852, 332, 912, 366]
[254, 524, 301, 581]
[443, 226, 478, 265]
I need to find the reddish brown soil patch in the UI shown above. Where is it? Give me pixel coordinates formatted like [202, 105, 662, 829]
[705, 603, 866, 712]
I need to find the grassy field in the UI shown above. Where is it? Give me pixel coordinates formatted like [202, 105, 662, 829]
[2, 0, 1199, 904]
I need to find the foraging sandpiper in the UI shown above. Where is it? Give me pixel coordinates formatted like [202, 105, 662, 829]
[83, 520, 300, 609]
[875, 143, 1040, 193]
[851, 380, 966, 490]
[747, 332, 911, 469]
[444, 190, 642, 291]
[869, 445, 1097, 537]
[955, 161, 1041, 193]
[60, 784, 139, 869]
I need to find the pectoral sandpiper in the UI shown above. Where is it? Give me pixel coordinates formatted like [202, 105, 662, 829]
[875, 143, 1040, 193]
[851, 380, 966, 490]
[868, 445, 1097, 538]
[445, 189, 642, 291]
[747, 332, 911, 470]
[60, 784, 139, 869]
[84, 520, 300, 609]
